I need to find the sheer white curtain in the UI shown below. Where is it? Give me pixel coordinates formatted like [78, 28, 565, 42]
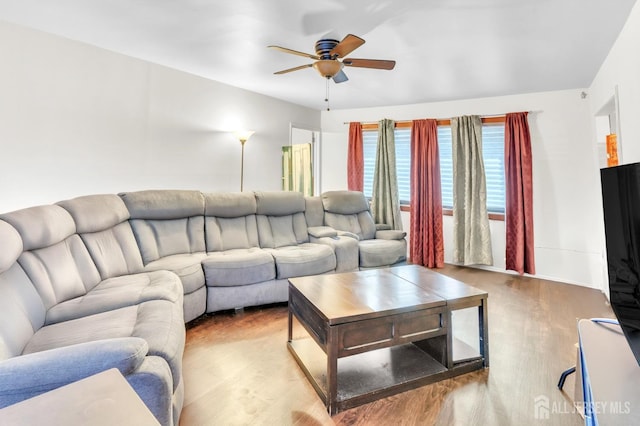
[371, 119, 402, 230]
[451, 115, 493, 265]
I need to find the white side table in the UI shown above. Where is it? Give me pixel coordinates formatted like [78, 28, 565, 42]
[0, 368, 160, 425]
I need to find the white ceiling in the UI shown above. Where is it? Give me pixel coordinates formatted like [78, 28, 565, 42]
[0, 0, 636, 111]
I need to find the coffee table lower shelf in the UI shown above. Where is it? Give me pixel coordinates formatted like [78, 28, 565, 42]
[288, 337, 483, 413]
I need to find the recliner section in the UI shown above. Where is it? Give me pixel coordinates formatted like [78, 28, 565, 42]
[119, 189, 208, 323]
[321, 190, 408, 268]
[0, 189, 406, 426]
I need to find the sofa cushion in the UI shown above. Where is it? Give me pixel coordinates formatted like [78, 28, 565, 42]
[16, 234, 102, 310]
[204, 192, 256, 218]
[0, 205, 75, 251]
[0, 220, 22, 273]
[255, 191, 305, 216]
[267, 243, 336, 279]
[0, 264, 46, 359]
[130, 217, 206, 264]
[203, 249, 275, 287]
[23, 299, 185, 392]
[57, 194, 130, 234]
[358, 239, 407, 268]
[143, 253, 206, 294]
[57, 195, 145, 279]
[206, 216, 259, 252]
[45, 270, 183, 325]
[256, 214, 310, 248]
[77, 222, 145, 280]
[322, 190, 370, 215]
[120, 190, 205, 220]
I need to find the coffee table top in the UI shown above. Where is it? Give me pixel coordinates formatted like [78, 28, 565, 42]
[388, 265, 487, 302]
[288, 268, 446, 325]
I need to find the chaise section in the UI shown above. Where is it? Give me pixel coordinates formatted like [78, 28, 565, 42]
[0, 218, 182, 425]
[119, 190, 207, 322]
[202, 192, 278, 312]
[255, 191, 336, 279]
[321, 190, 407, 268]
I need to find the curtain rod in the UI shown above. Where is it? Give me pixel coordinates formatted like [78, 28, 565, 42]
[342, 110, 541, 125]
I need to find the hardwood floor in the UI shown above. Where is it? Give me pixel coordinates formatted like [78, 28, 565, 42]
[179, 265, 613, 425]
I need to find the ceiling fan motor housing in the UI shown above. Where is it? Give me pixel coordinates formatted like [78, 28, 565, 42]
[315, 39, 339, 59]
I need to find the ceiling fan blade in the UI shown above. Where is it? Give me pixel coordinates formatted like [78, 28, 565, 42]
[343, 58, 396, 70]
[274, 64, 313, 75]
[268, 45, 320, 60]
[332, 70, 349, 84]
[330, 34, 365, 58]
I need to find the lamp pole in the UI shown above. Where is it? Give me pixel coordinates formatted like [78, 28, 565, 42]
[234, 130, 255, 192]
[240, 138, 246, 192]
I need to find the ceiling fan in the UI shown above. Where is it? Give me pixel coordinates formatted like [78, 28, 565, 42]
[268, 34, 395, 84]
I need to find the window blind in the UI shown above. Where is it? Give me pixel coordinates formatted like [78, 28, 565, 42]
[363, 129, 411, 204]
[438, 124, 505, 213]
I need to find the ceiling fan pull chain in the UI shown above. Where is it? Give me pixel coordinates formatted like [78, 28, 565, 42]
[325, 77, 330, 111]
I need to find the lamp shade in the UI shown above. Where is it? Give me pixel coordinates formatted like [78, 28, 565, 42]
[234, 130, 255, 143]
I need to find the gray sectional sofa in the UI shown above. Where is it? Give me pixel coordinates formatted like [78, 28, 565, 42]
[0, 189, 406, 425]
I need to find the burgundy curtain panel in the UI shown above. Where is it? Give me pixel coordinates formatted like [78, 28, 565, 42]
[347, 122, 364, 191]
[410, 119, 444, 268]
[505, 112, 535, 274]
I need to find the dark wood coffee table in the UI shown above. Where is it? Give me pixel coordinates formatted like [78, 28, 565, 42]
[287, 265, 489, 415]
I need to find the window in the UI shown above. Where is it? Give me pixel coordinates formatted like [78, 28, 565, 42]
[438, 123, 505, 214]
[363, 128, 411, 204]
[362, 121, 506, 215]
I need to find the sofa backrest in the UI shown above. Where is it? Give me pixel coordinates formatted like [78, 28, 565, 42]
[204, 192, 259, 252]
[0, 220, 47, 359]
[255, 191, 309, 248]
[0, 205, 102, 311]
[119, 190, 206, 264]
[57, 194, 144, 279]
[322, 190, 377, 240]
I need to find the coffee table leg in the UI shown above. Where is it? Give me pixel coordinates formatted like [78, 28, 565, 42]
[479, 298, 490, 367]
[327, 329, 339, 415]
[288, 302, 293, 343]
[445, 309, 453, 369]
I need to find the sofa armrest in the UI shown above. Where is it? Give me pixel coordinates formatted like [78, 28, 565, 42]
[0, 337, 148, 408]
[307, 226, 337, 239]
[337, 231, 360, 241]
[376, 223, 392, 231]
[309, 235, 359, 273]
[375, 230, 407, 240]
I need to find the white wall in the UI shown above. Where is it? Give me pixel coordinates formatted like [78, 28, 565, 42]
[589, 0, 640, 164]
[321, 89, 605, 289]
[587, 0, 640, 297]
[0, 21, 319, 213]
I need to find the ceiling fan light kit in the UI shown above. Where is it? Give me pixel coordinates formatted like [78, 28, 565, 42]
[312, 60, 342, 78]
